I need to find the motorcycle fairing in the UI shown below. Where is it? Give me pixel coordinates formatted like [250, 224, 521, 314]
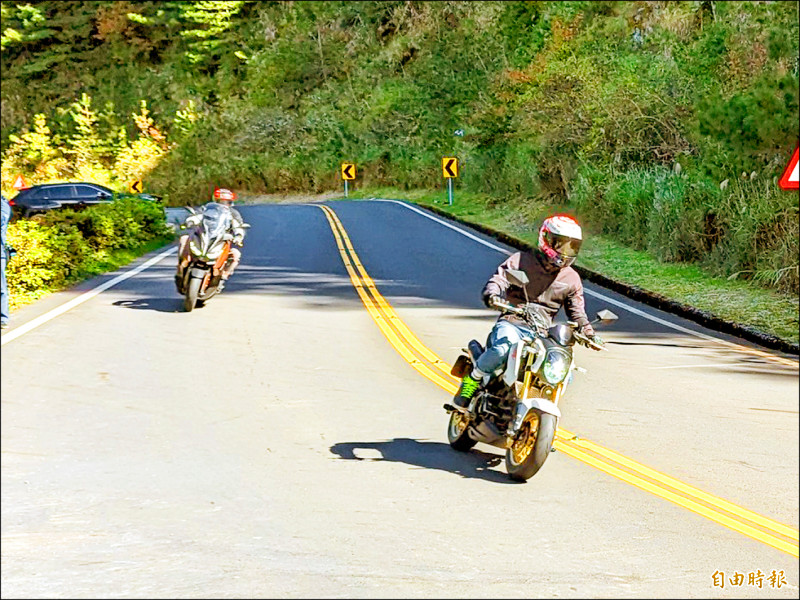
[502, 339, 526, 387]
[508, 397, 562, 437]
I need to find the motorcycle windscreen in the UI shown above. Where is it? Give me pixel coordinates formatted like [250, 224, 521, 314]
[201, 203, 233, 239]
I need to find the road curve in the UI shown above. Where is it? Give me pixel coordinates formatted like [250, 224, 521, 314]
[1, 199, 797, 598]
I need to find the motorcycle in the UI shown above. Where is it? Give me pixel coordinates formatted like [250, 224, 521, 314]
[175, 203, 247, 312]
[444, 269, 618, 481]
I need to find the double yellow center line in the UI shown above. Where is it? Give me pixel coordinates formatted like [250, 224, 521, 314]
[318, 204, 799, 558]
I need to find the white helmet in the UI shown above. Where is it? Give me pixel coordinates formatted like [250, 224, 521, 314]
[538, 215, 583, 269]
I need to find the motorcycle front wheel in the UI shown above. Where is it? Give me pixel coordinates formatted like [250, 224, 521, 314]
[505, 410, 556, 481]
[447, 410, 477, 452]
[184, 276, 202, 312]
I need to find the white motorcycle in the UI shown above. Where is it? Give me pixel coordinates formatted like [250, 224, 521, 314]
[444, 269, 618, 481]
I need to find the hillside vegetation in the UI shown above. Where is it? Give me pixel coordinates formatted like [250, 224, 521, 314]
[1, 1, 798, 295]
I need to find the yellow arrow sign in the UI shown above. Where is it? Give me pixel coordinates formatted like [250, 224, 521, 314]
[341, 163, 356, 180]
[442, 157, 458, 178]
[129, 179, 143, 194]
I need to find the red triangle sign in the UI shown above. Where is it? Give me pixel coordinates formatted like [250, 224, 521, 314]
[12, 174, 27, 190]
[778, 146, 799, 190]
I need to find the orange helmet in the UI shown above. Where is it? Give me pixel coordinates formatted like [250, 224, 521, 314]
[213, 188, 236, 205]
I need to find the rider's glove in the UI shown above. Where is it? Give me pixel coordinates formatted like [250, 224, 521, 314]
[486, 295, 503, 309]
[233, 235, 244, 247]
[587, 334, 605, 350]
[183, 215, 202, 228]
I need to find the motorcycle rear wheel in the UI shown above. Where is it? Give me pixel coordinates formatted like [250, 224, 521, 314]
[505, 410, 556, 481]
[447, 410, 477, 452]
[184, 277, 202, 312]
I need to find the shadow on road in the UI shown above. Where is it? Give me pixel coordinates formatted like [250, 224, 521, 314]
[113, 298, 185, 313]
[329, 437, 520, 484]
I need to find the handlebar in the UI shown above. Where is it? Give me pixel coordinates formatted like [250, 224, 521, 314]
[491, 299, 525, 316]
[490, 297, 608, 351]
[574, 329, 608, 351]
[491, 298, 549, 333]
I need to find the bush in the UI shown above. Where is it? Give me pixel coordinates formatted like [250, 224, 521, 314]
[5, 220, 74, 293]
[5, 198, 171, 305]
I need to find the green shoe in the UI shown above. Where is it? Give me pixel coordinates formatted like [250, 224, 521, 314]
[453, 373, 480, 410]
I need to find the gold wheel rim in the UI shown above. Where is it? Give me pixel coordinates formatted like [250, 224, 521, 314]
[511, 412, 540, 465]
[450, 411, 469, 436]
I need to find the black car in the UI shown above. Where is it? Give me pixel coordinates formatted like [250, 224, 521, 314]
[11, 182, 160, 217]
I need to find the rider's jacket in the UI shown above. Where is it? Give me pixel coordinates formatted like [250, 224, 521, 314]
[482, 249, 595, 336]
[226, 206, 247, 246]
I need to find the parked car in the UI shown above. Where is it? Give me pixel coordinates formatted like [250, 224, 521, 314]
[10, 182, 161, 217]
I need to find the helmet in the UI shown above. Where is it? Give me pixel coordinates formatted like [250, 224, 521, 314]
[213, 187, 236, 206]
[538, 214, 583, 269]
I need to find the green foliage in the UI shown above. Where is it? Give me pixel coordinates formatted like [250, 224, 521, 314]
[695, 71, 799, 177]
[0, 94, 176, 197]
[67, 93, 109, 183]
[5, 198, 171, 306]
[177, 0, 248, 64]
[1, 1, 798, 297]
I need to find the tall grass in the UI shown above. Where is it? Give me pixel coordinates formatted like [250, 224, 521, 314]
[571, 165, 798, 293]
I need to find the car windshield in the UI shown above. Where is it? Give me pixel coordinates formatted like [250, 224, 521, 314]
[201, 203, 232, 239]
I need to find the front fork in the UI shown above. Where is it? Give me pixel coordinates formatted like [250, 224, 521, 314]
[508, 356, 563, 440]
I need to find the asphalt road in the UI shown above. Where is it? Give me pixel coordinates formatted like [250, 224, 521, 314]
[1, 199, 798, 598]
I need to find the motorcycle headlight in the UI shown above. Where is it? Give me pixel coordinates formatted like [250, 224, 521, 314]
[189, 239, 203, 257]
[542, 349, 570, 384]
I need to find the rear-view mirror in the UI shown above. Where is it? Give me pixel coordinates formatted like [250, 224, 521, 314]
[506, 269, 529, 287]
[595, 309, 618, 324]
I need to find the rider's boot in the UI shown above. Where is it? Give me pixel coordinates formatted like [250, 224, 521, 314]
[218, 266, 233, 292]
[175, 254, 191, 291]
[453, 370, 482, 413]
[174, 264, 185, 292]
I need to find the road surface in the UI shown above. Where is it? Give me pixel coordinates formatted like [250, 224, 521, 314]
[2, 200, 797, 598]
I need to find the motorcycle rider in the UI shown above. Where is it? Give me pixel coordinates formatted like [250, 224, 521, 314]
[453, 214, 604, 412]
[175, 189, 247, 291]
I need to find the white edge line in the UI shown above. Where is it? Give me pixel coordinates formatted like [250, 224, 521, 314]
[378, 199, 515, 256]
[1, 246, 177, 346]
[377, 199, 797, 363]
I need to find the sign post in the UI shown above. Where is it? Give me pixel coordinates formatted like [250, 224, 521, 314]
[442, 157, 458, 205]
[341, 163, 356, 198]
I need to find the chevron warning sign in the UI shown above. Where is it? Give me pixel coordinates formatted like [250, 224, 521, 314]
[442, 157, 458, 178]
[341, 163, 356, 181]
[778, 146, 799, 190]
